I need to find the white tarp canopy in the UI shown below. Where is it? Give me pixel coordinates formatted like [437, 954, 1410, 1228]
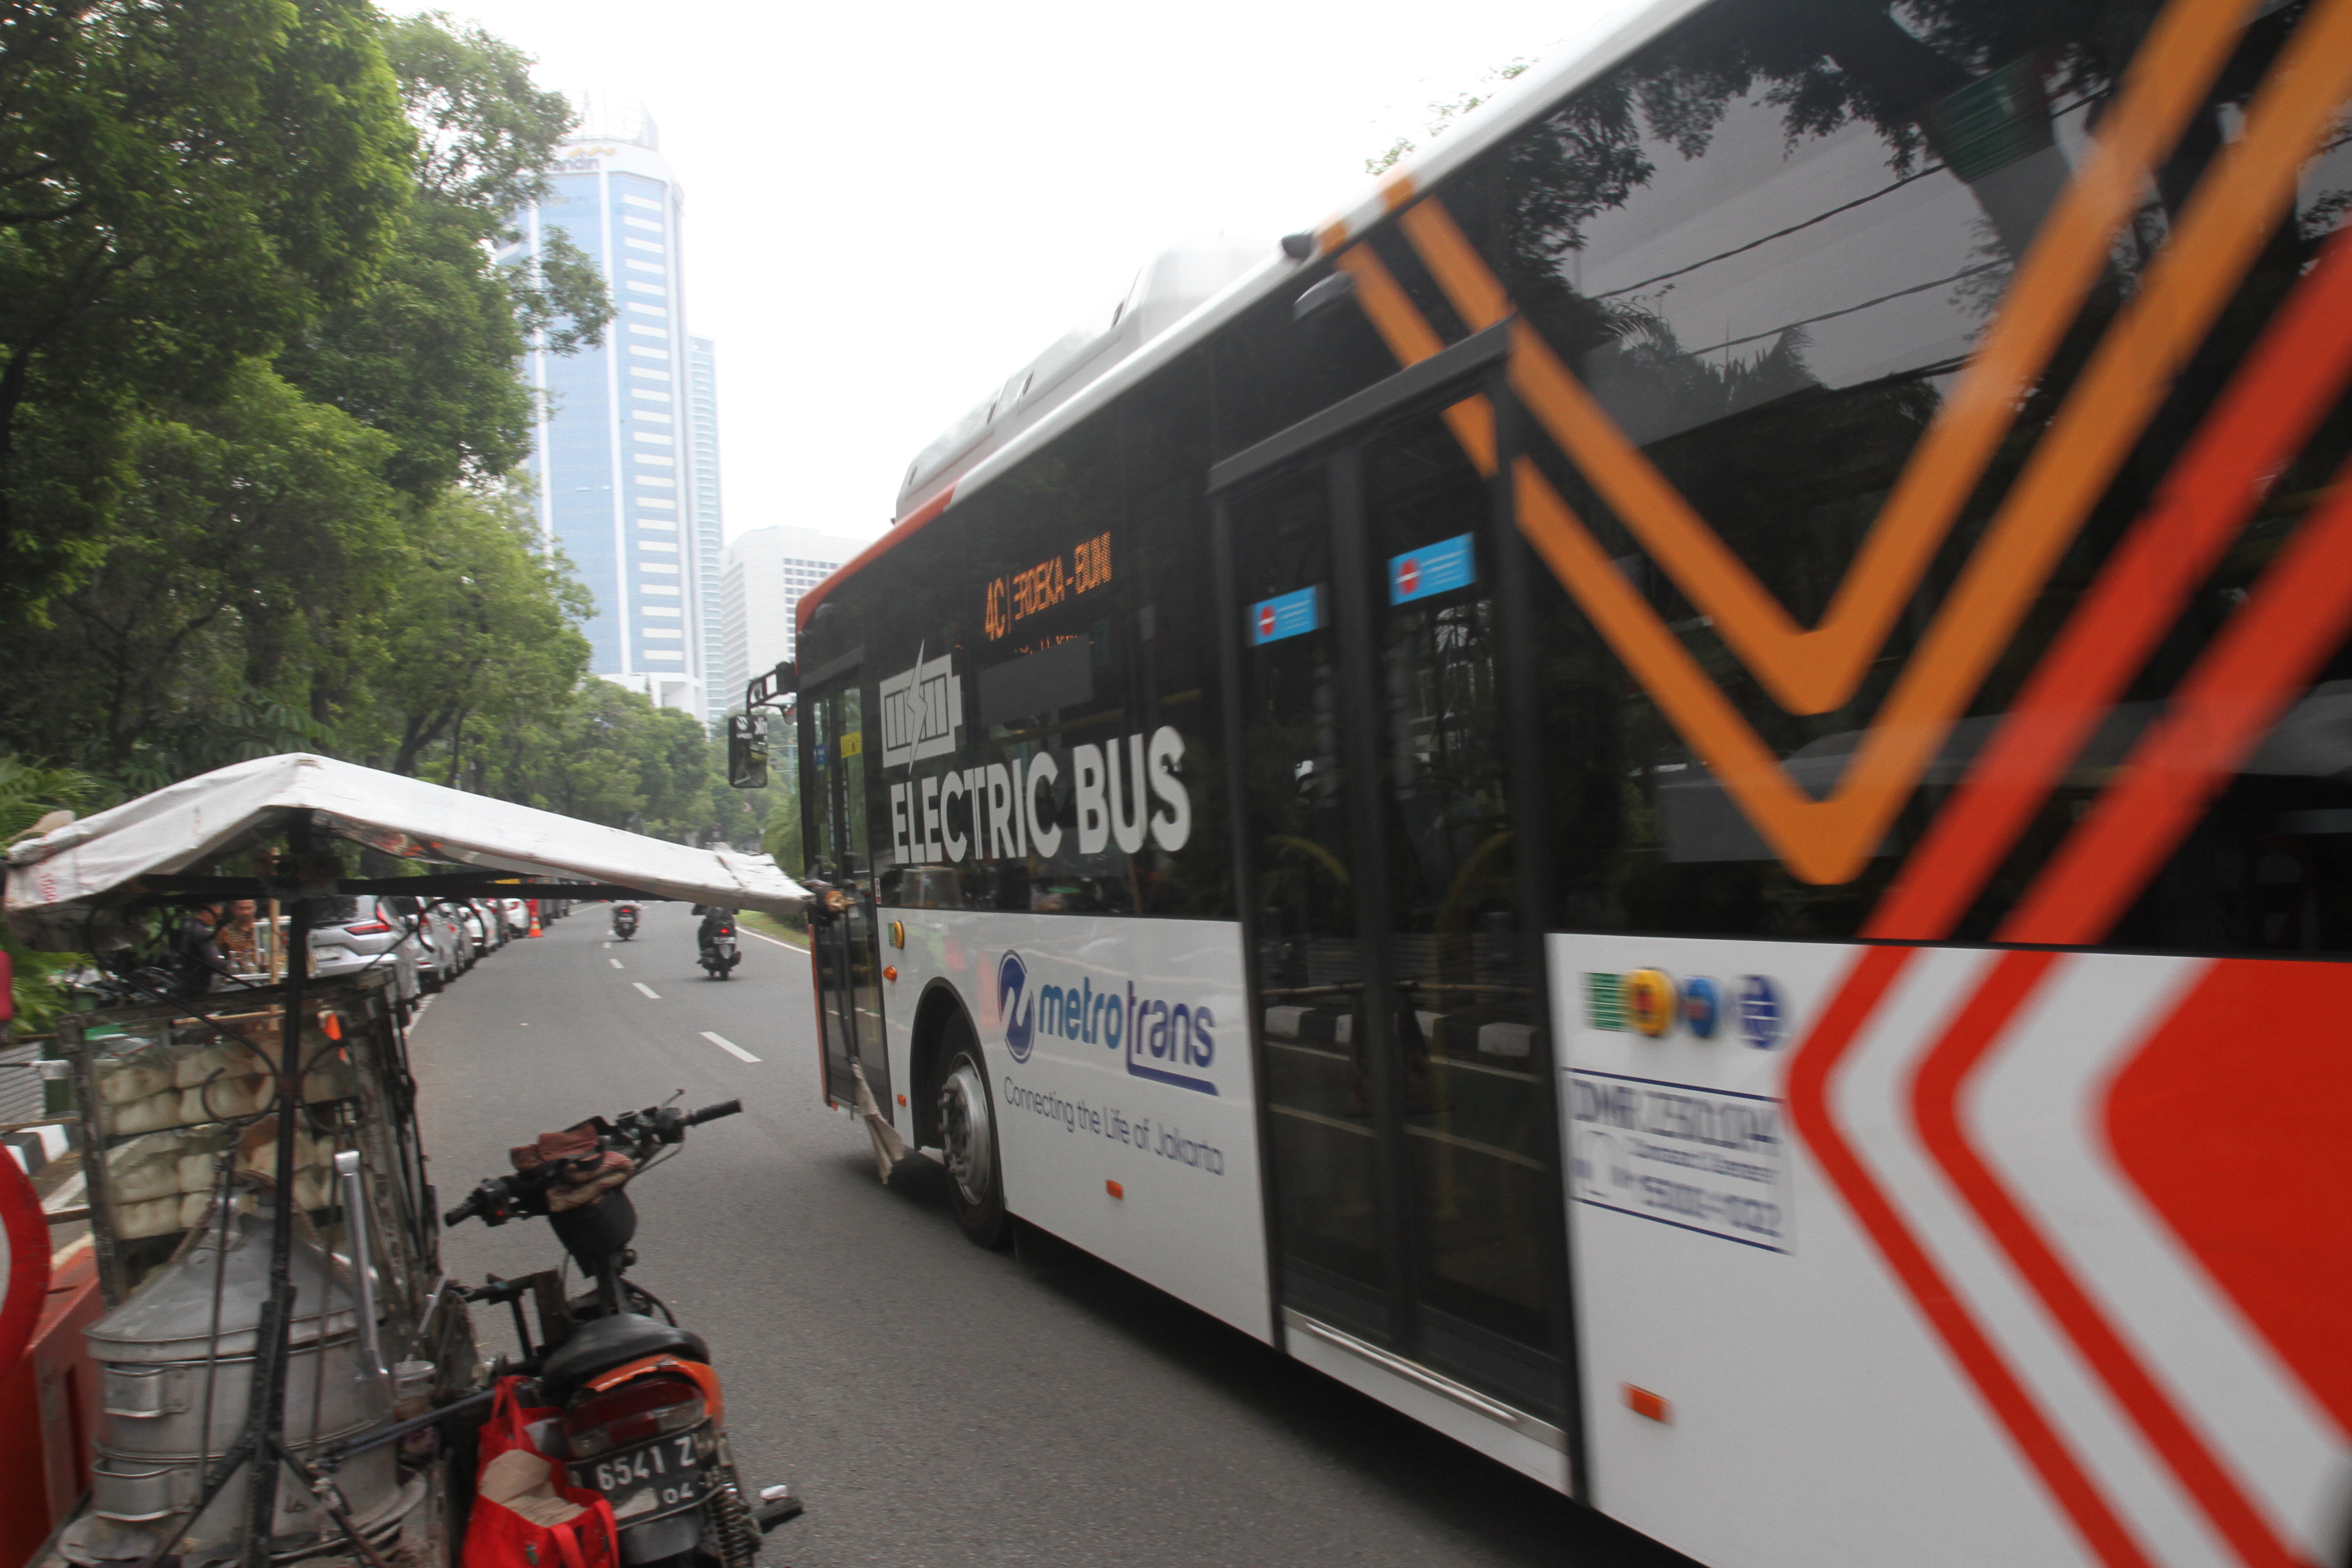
[5, 752, 806, 949]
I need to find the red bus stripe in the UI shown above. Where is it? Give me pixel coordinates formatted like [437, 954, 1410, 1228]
[1867, 221, 2352, 941]
[2001, 457, 2352, 944]
[1912, 951, 2315, 1568]
[1784, 947, 2161, 1568]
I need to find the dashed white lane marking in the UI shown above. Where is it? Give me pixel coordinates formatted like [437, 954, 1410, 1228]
[632, 982, 660, 1000]
[700, 1031, 760, 1063]
[609, 958, 623, 969]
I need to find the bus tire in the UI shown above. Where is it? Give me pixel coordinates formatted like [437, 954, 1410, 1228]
[938, 1017, 1008, 1248]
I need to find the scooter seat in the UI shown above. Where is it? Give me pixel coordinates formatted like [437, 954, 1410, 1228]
[538, 1313, 710, 1404]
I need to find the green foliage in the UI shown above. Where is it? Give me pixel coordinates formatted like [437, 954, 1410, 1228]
[0, 362, 406, 782]
[0, 757, 108, 1033]
[763, 770, 804, 876]
[279, 10, 612, 497]
[0, 4, 735, 874]
[466, 680, 754, 847]
[0, 0, 413, 619]
[364, 490, 595, 777]
[379, 11, 571, 221]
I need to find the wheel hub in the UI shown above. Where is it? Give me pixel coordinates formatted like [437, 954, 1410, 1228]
[939, 1060, 992, 1206]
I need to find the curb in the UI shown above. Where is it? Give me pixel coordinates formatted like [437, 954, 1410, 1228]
[4, 1124, 73, 1176]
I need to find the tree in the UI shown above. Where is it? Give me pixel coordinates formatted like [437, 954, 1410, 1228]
[0, 0, 413, 618]
[0, 362, 408, 786]
[346, 489, 593, 777]
[278, 11, 610, 498]
[0, 756, 106, 1031]
[762, 771, 804, 874]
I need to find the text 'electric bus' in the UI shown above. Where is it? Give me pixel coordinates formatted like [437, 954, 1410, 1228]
[776, 0, 2352, 1560]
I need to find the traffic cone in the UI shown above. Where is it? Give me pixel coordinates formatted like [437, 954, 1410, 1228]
[527, 899, 542, 938]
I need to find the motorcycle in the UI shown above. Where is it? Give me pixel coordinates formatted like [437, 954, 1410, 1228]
[612, 902, 639, 941]
[446, 1097, 799, 1566]
[697, 912, 740, 981]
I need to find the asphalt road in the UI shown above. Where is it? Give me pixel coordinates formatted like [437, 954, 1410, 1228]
[407, 903, 1697, 1568]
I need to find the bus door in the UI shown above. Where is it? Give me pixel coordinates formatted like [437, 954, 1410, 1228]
[1210, 321, 1575, 1442]
[803, 668, 892, 1116]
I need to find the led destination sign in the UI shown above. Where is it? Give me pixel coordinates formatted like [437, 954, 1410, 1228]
[983, 531, 1114, 641]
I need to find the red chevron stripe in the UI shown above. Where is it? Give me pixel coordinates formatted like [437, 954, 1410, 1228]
[1783, 946, 2161, 1568]
[1911, 950, 2316, 1568]
[2002, 456, 2352, 943]
[1867, 220, 2352, 943]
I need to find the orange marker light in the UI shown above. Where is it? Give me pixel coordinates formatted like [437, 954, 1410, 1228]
[1105, 1180, 1124, 1200]
[882, 965, 898, 982]
[1624, 1385, 1671, 1423]
[896, 1093, 906, 1106]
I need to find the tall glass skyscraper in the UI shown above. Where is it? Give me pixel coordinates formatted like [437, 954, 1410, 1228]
[686, 335, 724, 716]
[508, 95, 723, 720]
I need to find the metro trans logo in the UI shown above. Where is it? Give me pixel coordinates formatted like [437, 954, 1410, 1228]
[999, 951, 1037, 1063]
[995, 950, 1218, 1094]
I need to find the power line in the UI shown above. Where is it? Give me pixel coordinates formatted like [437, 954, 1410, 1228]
[1592, 91, 2097, 303]
[1712, 260, 2002, 353]
[1594, 165, 1947, 300]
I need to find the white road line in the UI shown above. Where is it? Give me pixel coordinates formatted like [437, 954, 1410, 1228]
[632, 982, 661, 1000]
[609, 958, 623, 969]
[700, 1030, 761, 1063]
[740, 927, 804, 951]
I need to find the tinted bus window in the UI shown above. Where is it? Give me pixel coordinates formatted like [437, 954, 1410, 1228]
[1361, 0, 2352, 954]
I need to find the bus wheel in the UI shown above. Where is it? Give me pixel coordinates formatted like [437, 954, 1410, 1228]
[938, 1020, 1008, 1248]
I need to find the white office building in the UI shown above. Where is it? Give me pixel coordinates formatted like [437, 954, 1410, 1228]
[507, 94, 724, 720]
[719, 527, 869, 709]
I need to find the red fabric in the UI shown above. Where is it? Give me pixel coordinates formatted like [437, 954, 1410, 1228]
[462, 1377, 620, 1568]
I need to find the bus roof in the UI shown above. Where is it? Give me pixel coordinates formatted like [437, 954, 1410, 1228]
[795, 0, 1707, 636]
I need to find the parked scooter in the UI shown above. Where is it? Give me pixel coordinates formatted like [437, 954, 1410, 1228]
[446, 1098, 798, 1566]
[695, 906, 740, 981]
[611, 901, 640, 941]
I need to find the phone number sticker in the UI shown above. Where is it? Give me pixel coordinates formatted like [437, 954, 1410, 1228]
[1567, 1070, 1792, 1253]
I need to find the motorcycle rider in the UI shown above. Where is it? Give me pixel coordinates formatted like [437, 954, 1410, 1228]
[693, 905, 736, 973]
[609, 899, 640, 939]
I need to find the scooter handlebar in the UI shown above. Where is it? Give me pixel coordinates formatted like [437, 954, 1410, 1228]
[685, 1099, 742, 1127]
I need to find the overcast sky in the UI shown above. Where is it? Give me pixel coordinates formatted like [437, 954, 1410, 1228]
[432, 0, 1609, 547]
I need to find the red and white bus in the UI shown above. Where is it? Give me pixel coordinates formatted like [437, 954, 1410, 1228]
[781, 0, 2352, 1558]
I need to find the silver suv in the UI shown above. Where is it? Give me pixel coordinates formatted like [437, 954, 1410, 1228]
[308, 895, 422, 1009]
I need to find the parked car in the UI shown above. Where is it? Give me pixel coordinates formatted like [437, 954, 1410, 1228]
[384, 897, 463, 992]
[462, 899, 502, 956]
[499, 897, 529, 936]
[442, 900, 490, 967]
[307, 896, 422, 1012]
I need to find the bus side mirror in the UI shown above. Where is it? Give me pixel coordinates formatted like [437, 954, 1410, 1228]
[727, 713, 769, 790]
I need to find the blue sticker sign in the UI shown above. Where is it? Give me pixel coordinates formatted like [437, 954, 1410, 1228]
[1248, 586, 1323, 646]
[1390, 533, 1477, 605]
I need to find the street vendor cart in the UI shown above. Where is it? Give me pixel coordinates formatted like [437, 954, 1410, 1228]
[2, 754, 804, 1568]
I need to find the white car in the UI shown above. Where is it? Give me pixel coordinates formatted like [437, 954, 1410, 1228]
[307, 895, 422, 1011]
